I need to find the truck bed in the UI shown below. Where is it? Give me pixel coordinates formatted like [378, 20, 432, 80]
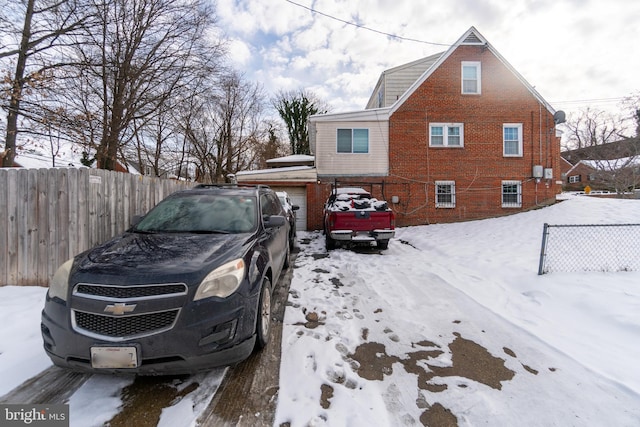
[323, 188, 395, 249]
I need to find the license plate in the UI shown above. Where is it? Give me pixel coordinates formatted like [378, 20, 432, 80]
[91, 346, 138, 369]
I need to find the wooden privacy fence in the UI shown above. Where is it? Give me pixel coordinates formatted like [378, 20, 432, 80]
[0, 168, 193, 287]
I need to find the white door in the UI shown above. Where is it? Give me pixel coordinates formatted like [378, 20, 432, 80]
[287, 187, 307, 231]
[272, 186, 307, 231]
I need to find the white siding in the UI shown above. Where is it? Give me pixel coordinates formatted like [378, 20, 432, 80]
[315, 121, 389, 177]
[366, 53, 442, 109]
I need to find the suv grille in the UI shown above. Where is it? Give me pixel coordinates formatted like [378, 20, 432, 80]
[74, 283, 187, 299]
[71, 283, 186, 341]
[74, 310, 179, 339]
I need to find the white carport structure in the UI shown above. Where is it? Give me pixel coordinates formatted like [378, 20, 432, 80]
[236, 164, 316, 231]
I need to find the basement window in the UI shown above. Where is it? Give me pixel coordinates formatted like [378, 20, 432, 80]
[435, 181, 456, 208]
[502, 181, 522, 208]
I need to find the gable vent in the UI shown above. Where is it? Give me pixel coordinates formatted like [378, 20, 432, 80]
[462, 32, 483, 45]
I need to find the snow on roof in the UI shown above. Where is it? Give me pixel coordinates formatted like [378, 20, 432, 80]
[266, 155, 314, 164]
[14, 147, 85, 169]
[236, 165, 315, 176]
[581, 156, 640, 170]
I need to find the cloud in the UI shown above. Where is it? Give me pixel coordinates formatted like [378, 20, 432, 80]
[216, 0, 640, 118]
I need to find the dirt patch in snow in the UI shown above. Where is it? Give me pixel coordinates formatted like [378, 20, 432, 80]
[109, 376, 198, 427]
[345, 332, 516, 426]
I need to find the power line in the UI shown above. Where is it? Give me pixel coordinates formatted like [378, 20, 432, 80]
[284, 0, 450, 47]
[550, 97, 625, 105]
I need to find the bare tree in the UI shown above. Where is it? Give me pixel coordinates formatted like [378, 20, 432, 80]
[588, 154, 640, 194]
[622, 92, 640, 137]
[564, 106, 640, 194]
[254, 120, 289, 169]
[179, 72, 267, 183]
[57, 0, 225, 170]
[272, 89, 329, 155]
[562, 108, 622, 152]
[0, 0, 94, 167]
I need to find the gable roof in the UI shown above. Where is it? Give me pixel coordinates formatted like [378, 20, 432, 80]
[565, 160, 596, 176]
[365, 52, 443, 109]
[389, 26, 556, 116]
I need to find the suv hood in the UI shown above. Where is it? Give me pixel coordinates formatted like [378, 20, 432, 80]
[75, 232, 250, 278]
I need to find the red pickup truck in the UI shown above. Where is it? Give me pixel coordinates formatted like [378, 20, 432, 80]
[323, 187, 395, 250]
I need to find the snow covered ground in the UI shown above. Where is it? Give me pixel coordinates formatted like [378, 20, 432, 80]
[274, 195, 640, 426]
[1, 195, 639, 426]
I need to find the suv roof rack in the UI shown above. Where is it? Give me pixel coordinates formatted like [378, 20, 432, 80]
[193, 183, 271, 190]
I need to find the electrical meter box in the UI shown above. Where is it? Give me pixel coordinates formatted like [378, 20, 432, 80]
[532, 165, 543, 178]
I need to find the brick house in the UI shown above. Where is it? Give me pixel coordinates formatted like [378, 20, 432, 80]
[561, 138, 640, 192]
[308, 26, 563, 227]
[239, 26, 563, 230]
[561, 157, 597, 191]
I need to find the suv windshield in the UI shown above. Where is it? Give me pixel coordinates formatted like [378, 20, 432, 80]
[134, 193, 257, 234]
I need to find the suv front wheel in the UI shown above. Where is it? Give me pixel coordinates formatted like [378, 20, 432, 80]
[255, 277, 272, 350]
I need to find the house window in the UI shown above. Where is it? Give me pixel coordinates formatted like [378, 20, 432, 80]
[569, 175, 581, 183]
[503, 124, 523, 157]
[429, 123, 464, 147]
[337, 128, 369, 153]
[502, 181, 522, 208]
[435, 181, 456, 208]
[461, 62, 481, 94]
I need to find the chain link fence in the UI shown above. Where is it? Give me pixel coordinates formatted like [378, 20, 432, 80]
[538, 223, 640, 274]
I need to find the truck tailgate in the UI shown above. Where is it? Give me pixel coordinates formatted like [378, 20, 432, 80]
[332, 211, 393, 231]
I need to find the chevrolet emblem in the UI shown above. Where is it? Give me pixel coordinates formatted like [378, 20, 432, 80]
[104, 303, 137, 315]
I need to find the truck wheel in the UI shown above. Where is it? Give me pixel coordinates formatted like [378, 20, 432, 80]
[325, 234, 336, 250]
[255, 277, 272, 350]
[377, 239, 389, 250]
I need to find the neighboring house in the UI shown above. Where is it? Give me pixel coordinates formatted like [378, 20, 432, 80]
[309, 26, 563, 227]
[561, 138, 640, 192]
[561, 158, 598, 191]
[11, 143, 138, 174]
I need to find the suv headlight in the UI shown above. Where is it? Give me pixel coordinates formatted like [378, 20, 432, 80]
[194, 259, 245, 300]
[48, 259, 74, 301]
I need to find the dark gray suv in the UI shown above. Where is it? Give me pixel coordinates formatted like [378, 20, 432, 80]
[41, 184, 290, 375]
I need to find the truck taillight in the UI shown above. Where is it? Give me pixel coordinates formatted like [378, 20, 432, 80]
[329, 212, 336, 228]
[390, 212, 396, 229]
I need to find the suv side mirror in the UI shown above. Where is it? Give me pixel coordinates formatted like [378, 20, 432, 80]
[264, 215, 286, 228]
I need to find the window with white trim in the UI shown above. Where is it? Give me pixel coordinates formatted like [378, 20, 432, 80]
[435, 181, 456, 208]
[461, 62, 481, 94]
[502, 181, 522, 208]
[503, 124, 523, 157]
[429, 123, 464, 147]
[568, 175, 581, 183]
[337, 128, 369, 153]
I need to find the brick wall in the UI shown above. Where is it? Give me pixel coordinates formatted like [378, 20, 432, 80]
[386, 44, 561, 226]
[252, 44, 563, 230]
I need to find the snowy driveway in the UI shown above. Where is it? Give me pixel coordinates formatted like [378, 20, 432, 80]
[274, 197, 640, 426]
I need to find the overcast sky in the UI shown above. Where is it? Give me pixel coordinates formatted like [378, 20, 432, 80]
[216, 0, 639, 123]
